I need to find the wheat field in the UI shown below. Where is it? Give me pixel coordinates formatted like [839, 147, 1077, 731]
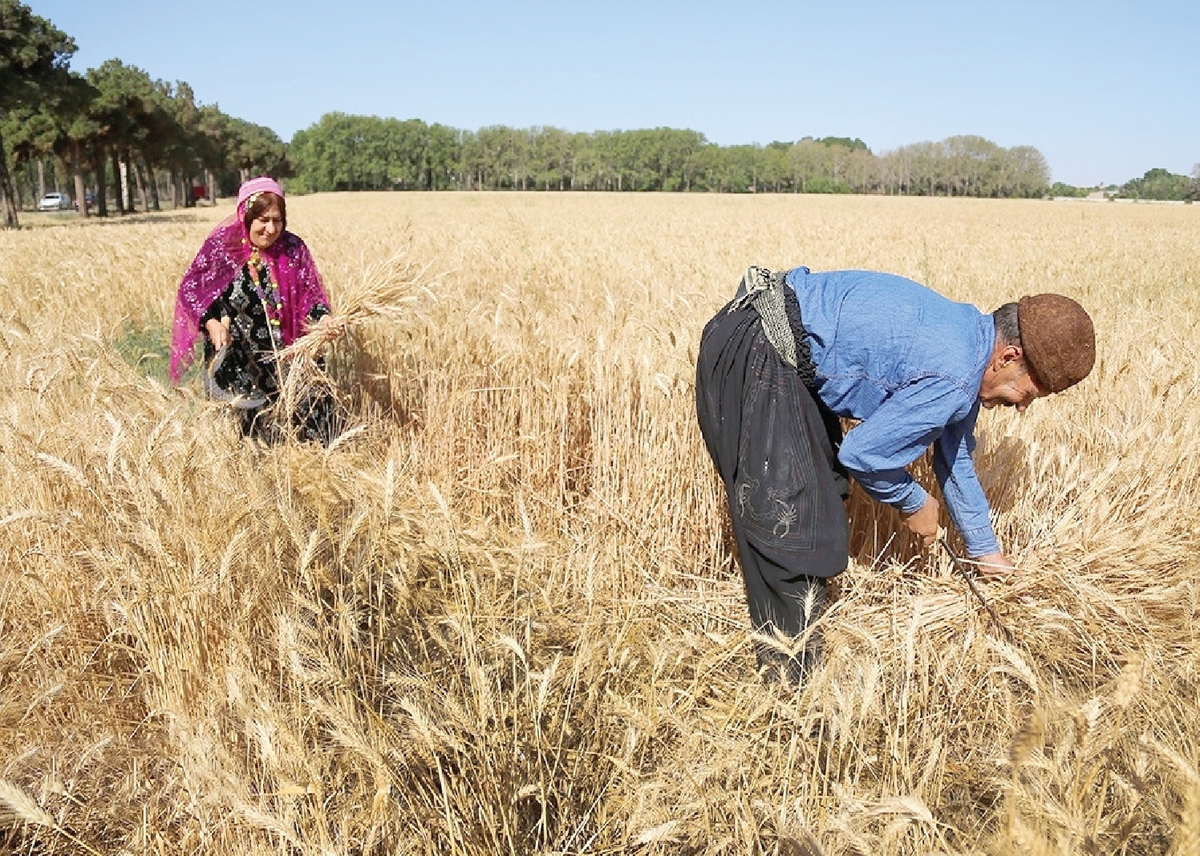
[1, 192, 1198, 855]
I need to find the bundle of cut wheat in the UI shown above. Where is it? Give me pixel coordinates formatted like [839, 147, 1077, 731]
[271, 246, 440, 438]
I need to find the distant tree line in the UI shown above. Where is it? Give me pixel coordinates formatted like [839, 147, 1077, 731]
[1117, 167, 1196, 201]
[1050, 167, 1200, 202]
[1, 0, 289, 226]
[4, 0, 1195, 229]
[289, 113, 1052, 199]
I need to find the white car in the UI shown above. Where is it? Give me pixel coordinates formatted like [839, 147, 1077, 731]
[37, 192, 71, 211]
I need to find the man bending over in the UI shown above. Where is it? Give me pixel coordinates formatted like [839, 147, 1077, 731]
[695, 265, 1096, 683]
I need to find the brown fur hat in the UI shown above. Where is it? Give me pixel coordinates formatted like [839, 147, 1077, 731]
[1017, 294, 1096, 393]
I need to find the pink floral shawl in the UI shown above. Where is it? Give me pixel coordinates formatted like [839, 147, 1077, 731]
[169, 193, 329, 383]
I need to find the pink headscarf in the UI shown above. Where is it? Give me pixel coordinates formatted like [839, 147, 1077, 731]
[169, 177, 330, 382]
[237, 175, 283, 207]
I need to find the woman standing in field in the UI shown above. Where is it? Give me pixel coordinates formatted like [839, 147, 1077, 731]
[170, 176, 342, 441]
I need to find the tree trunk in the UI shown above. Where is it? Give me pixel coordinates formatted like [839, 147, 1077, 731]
[110, 148, 126, 215]
[143, 159, 160, 211]
[92, 149, 108, 217]
[0, 127, 20, 228]
[132, 155, 147, 211]
[121, 150, 135, 211]
[205, 169, 215, 204]
[72, 145, 88, 218]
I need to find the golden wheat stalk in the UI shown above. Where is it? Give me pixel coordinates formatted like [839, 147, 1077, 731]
[0, 780, 104, 856]
[283, 246, 438, 364]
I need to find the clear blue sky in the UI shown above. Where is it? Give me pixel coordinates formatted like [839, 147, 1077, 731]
[32, 0, 1200, 187]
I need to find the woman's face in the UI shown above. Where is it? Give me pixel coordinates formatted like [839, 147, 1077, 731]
[248, 200, 284, 250]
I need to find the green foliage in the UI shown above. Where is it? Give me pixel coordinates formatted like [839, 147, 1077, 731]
[1120, 167, 1192, 201]
[2, 0, 305, 215]
[1, 0, 77, 225]
[0, 0, 75, 110]
[880, 136, 1049, 198]
[112, 318, 172, 385]
[804, 175, 853, 193]
[287, 117, 1048, 199]
[813, 135, 870, 152]
[1049, 182, 1090, 197]
[221, 116, 290, 184]
[289, 113, 448, 192]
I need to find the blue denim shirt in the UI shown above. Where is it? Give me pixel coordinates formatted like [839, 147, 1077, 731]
[785, 266, 1000, 557]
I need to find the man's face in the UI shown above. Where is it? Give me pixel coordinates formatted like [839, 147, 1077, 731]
[980, 347, 1049, 412]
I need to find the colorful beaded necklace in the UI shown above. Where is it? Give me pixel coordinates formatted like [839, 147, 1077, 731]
[247, 248, 285, 348]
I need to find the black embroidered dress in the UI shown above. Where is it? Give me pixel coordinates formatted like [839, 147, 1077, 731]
[200, 256, 331, 440]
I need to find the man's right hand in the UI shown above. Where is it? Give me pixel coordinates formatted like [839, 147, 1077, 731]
[901, 494, 941, 548]
[972, 552, 1016, 579]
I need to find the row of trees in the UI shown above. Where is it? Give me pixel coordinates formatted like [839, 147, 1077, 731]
[1, 0, 289, 227]
[1118, 167, 1196, 201]
[1050, 167, 1200, 201]
[288, 113, 1053, 198]
[5, 1, 1195, 229]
